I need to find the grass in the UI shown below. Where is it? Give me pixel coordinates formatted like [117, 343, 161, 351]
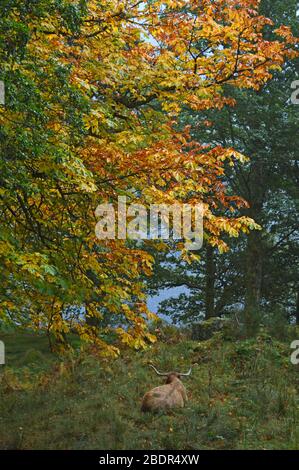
[0, 328, 298, 450]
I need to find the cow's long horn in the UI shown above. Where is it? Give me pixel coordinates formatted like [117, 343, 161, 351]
[179, 368, 192, 376]
[149, 364, 171, 376]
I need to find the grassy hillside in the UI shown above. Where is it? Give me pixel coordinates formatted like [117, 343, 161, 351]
[0, 328, 298, 450]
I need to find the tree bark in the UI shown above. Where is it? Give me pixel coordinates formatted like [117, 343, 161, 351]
[244, 160, 264, 317]
[244, 229, 263, 313]
[205, 245, 216, 319]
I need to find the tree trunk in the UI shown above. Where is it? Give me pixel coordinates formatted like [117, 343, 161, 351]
[244, 229, 263, 313]
[205, 245, 216, 319]
[243, 160, 264, 333]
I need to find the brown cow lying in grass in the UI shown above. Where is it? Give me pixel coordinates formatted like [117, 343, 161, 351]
[141, 365, 191, 412]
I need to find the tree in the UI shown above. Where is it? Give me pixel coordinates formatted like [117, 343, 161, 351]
[0, 0, 296, 352]
[148, 0, 299, 329]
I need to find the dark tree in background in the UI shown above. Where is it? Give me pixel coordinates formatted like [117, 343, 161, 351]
[147, 0, 299, 328]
